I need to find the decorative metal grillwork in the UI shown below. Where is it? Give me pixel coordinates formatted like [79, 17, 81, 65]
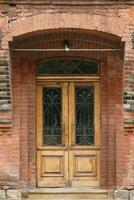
[38, 59, 99, 75]
[76, 87, 94, 145]
[43, 88, 62, 146]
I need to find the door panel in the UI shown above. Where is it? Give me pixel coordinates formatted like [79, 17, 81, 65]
[37, 149, 68, 187]
[37, 82, 69, 187]
[68, 82, 100, 187]
[69, 149, 100, 187]
[37, 81, 100, 187]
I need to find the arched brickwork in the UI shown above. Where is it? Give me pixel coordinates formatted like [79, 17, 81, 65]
[0, 13, 127, 114]
[2, 13, 127, 48]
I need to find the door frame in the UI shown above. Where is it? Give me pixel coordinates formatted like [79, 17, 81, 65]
[36, 76, 101, 187]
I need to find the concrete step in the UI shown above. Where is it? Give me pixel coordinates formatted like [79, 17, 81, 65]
[28, 187, 110, 200]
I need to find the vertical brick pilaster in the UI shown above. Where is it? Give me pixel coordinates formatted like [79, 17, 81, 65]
[100, 59, 108, 188]
[114, 57, 124, 188]
[107, 54, 117, 188]
[19, 59, 29, 186]
[27, 60, 36, 187]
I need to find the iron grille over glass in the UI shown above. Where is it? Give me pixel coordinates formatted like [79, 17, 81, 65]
[43, 88, 62, 146]
[37, 59, 99, 75]
[76, 87, 94, 145]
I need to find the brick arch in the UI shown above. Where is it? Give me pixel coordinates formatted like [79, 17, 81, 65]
[10, 28, 123, 63]
[4, 13, 125, 189]
[3, 13, 126, 48]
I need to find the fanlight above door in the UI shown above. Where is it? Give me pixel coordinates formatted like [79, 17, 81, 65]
[37, 59, 99, 75]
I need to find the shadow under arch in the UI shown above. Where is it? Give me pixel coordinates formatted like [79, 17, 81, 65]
[10, 28, 124, 62]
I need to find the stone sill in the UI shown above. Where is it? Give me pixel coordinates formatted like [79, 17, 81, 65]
[0, 104, 12, 112]
[124, 104, 134, 112]
[0, 0, 134, 5]
[0, 118, 12, 124]
[28, 187, 108, 194]
[124, 118, 134, 123]
[124, 108, 134, 112]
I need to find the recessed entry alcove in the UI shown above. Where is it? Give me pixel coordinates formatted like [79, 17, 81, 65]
[10, 29, 124, 189]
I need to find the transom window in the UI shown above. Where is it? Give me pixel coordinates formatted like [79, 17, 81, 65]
[37, 59, 99, 75]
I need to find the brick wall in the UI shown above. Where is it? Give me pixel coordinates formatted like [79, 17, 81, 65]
[0, 0, 133, 191]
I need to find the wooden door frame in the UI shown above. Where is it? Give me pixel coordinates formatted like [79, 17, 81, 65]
[36, 76, 100, 187]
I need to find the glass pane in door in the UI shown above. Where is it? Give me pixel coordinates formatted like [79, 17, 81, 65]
[76, 87, 94, 145]
[43, 88, 62, 146]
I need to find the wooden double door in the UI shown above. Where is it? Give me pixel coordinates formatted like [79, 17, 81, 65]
[37, 81, 100, 187]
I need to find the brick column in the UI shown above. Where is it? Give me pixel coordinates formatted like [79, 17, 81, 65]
[0, 54, 20, 185]
[0, 13, 20, 188]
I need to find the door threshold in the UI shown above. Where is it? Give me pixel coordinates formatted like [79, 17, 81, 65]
[28, 188, 109, 200]
[28, 187, 108, 194]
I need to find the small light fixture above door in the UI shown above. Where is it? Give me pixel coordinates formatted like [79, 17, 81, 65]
[64, 40, 70, 52]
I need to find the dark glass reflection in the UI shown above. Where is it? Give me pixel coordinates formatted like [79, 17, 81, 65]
[76, 87, 94, 145]
[38, 59, 99, 75]
[43, 88, 62, 146]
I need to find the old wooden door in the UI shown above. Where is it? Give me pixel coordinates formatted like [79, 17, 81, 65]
[37, 81, 100, 187]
